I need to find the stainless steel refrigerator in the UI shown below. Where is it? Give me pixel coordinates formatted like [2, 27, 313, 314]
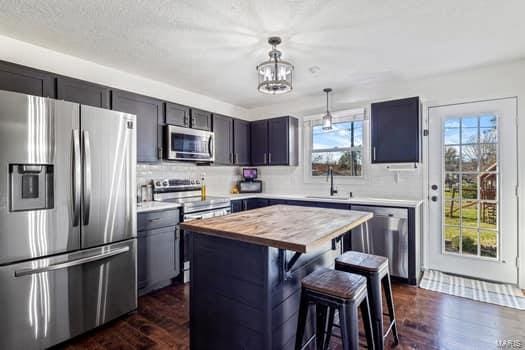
[0, 90, 137, 349]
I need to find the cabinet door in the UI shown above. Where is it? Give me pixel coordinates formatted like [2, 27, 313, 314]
[213, 114, 233, 165]
[57, 76, 110, 108]
[233, 119, 250, 165]
[231, 200, 243, 213]
[111, 90, 163, 162]
[268, 117, 290, 165]
[250, 120, 268, 165]
[371, 97, 420, 163]
[191, 108, 212, 131]
[0, 60, 54, 97]
[243, 198, 268, 210]
[138, 227, 179, 294]
[165, 102, 190, 127]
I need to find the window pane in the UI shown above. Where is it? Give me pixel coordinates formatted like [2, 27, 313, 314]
[461, 144, 479, 172]
[462, 126, 478, 144]
[313, 121, 354, 150]
[444, 226, 460, 253]
[462, 228, 479, 255]
[480, 144, 497, 171]
[479, 115, 496, 128]
[480, 201, 497, 231]
[312, 150, 362, 176]
[479, 173, 497, 201]
[480, 230, 497, 258]
[353, 125, 363, 147]
[444, 127, 460, 145]
[444, 146, 460, 171]
[444, 118, 460, 128]
[461, 174, 478, 200]
[460, 200, 478, 228]
[444, 201, 460, 226]
[444, 173, 460, 201]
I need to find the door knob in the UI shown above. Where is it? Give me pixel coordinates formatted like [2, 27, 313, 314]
[431, 196, 438, 202]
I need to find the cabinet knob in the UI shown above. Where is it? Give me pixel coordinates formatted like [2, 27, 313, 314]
[431, 184, 438, 191]
[431, 196, 438, 202]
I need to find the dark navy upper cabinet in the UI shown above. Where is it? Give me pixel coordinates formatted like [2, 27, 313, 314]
[0, 60, 54, 98]
[213, 114, 233, 165]
[250, 116, 298, 166]
[233, 119, 250, 165]
[165, 102, 190, 127]
[112, 90, 164, 163]
[250, 120, 269, 165]
[190, 108, 212, 131]
[371, 97, 420, 163]
[57, 76, 110, 108]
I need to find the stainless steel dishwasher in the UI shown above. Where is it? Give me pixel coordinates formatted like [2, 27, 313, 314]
[350, 205, 409, 279]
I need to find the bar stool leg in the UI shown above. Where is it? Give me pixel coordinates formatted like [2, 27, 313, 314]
[368, 274, 384, 350]
[316, 304, 328, 350]
[382, 274, 399, 345]
[323, 308, 336, 350]
[339, 303, 359, 350]
[295, 291, 309, 350]
[359, 296, 375, 350]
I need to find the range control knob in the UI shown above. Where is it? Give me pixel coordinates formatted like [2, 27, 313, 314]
[162, 180, 169, 187]
[155, 181, 162, 187]
[190, 179, 196, 185]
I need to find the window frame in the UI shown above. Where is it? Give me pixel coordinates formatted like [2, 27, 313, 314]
[304, 109, 368, 184]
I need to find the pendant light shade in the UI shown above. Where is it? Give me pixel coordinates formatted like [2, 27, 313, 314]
[256, 37, 294, 95]
[322, 88, 333, 130]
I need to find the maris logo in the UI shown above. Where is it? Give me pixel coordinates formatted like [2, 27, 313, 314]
[497, 340, 523, 349]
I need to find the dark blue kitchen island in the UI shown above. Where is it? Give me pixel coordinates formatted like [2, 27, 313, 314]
[180, 205, 373, 350]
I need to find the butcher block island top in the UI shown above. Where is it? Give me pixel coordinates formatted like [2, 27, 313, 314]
[180, 204, 373, 253]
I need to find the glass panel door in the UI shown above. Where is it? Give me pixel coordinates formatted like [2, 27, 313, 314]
[427, 99, 517, 284]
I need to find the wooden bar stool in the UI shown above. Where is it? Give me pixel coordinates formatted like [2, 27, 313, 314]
[295, 267, 375, 350]
[335, 251, 399, 350]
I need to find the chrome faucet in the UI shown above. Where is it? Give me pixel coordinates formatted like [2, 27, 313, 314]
[327, 166, 338, 196]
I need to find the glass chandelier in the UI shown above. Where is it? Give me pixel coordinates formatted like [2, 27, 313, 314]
[256, 37, 294, 95]
[322, 88, 333, 130]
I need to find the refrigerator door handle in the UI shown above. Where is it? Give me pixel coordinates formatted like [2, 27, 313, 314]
[14, 246, 130, 277]
[82, 130, 92, 226]
[72, 129, 81, 227]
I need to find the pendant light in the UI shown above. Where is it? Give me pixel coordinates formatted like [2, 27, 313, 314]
[322, 88, 333, 130]
[256, 37, 294, 94]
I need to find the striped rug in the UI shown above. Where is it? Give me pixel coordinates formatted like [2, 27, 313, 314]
[419, 270, 525, 310]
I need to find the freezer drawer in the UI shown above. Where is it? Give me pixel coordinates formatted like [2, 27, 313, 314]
[351, 206, 409, 279]
[0, 239, 137, 350]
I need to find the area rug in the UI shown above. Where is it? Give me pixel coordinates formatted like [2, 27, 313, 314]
[419, 269, 525, 310]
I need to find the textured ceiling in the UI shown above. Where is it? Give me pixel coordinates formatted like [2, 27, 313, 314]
[0, 0, 524, 109]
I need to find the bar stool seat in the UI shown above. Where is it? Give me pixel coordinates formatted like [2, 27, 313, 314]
[295, 267, 375, 350]
[302, 267, 367, 300]
[335, 251, 388, 274]
[335, 252, 399, 350]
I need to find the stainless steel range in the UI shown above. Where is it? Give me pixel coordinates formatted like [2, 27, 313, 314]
[153, 179, 231, 283]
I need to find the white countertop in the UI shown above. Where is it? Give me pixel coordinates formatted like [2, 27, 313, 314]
[137, 193, 423, 213]
[215, 193, 423, 208]
[137, 201, 182, 213]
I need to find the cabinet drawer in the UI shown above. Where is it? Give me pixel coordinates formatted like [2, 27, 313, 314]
[138, 209, 180, 231]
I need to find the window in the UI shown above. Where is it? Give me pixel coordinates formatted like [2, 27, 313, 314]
[310, 119, 364, 177]
[442, 114, 498, 258]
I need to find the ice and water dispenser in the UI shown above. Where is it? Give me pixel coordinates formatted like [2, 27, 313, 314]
[9, 164, 54, 211]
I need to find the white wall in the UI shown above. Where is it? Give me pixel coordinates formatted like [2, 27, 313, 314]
[249, 59, 525, 287]
[0, 35, 250, 119]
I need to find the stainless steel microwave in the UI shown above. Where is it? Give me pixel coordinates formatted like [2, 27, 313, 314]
[165, 125, 214, 162]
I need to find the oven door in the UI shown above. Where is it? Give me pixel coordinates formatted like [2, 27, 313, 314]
[165, 125, 214, 162]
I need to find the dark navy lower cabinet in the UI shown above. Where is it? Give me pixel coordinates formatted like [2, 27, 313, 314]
[137, 210, 180, 296]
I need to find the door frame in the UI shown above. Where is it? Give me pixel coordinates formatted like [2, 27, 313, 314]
[423, 96, 521, 286]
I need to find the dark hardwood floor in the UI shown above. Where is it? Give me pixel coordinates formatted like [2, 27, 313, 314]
[59, 282, 525, 350]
